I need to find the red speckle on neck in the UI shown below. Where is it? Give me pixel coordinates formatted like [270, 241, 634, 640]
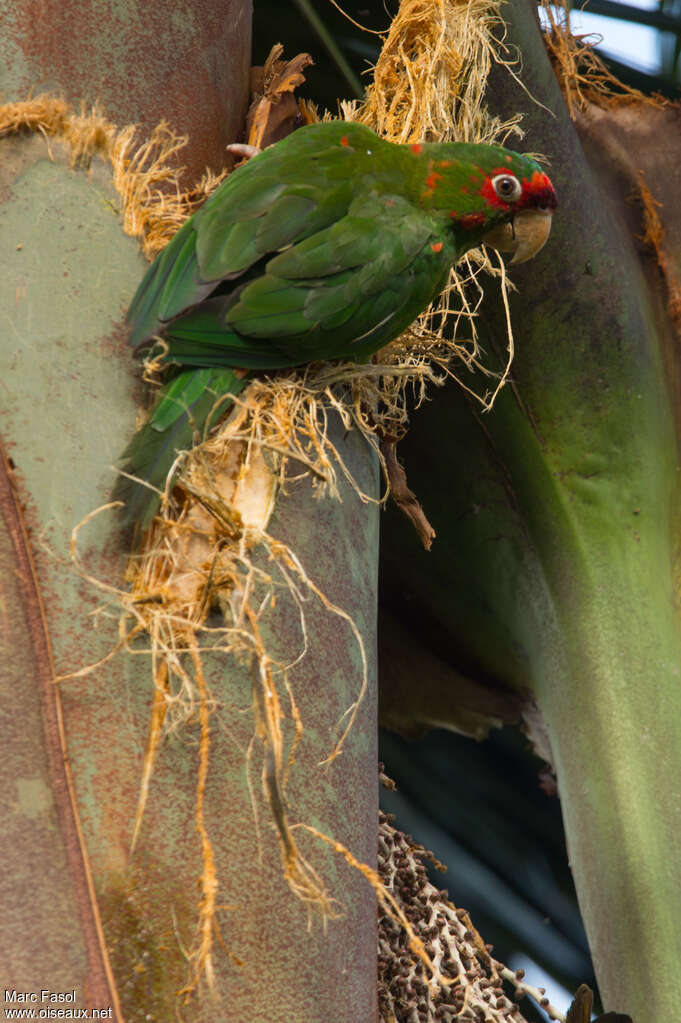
[424, 170, 443, 191]
[410, 143, 423, 155]
[430, 241, 444, 252]
[458, 212, 485, 229]
[340, 135, 350, 147]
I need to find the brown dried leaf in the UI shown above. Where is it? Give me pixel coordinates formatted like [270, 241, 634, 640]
[246, 45, 314, 149]
[267, 51, 315, 97]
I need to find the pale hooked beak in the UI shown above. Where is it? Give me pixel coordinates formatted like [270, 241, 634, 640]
[482, 209, 553, 264]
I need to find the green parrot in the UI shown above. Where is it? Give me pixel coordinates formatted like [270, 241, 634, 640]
[115, 120, 556, 526]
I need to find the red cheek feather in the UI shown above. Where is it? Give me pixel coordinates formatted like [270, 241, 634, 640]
[458, 212, 486, 229]
[479, 166, 516, 209]
[479, 179, 507, 210]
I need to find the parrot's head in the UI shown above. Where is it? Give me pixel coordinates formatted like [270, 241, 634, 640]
[421, 143, 557, 264]
[476, 149, 557, 264]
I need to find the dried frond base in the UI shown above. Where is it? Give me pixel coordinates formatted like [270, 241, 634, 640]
[247, 43, 316, 148]
[540, 0, 667, 117]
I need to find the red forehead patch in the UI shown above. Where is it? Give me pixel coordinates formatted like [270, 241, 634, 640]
[519, 170, 557, 210]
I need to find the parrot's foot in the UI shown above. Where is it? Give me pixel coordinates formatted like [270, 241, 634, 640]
[380, 438, 436, 551]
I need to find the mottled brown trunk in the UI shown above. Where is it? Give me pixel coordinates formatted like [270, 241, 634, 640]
[0, 0, 252, 183]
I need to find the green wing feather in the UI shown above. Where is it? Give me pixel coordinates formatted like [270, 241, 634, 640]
[126, 219, 215, 348]
[114, 367, 247, 528]
[163, 193, 450, 364]
[126, 124, 376, 350]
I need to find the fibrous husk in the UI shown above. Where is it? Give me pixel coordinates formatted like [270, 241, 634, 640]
[0, 92, 226, 260]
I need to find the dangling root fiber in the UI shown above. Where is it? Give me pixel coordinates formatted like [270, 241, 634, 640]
[250, 615, 343, 922]
[179, 645, 219, 997]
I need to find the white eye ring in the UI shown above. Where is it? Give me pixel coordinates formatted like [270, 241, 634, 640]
[491, 173, 522, 202]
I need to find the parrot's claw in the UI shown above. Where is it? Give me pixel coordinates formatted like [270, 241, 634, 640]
[226, 143, 262, 161]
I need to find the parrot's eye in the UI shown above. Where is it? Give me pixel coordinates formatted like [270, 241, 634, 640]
[491, 174, 522, 202]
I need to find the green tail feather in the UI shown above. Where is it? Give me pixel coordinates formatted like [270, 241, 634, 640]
[113, 367, 248, 528]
